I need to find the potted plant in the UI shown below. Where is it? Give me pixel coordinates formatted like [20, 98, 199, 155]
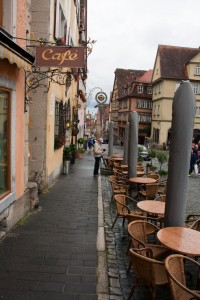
[77, 147, 85, 159]
[63, 146, 72, 161]
[77, 137, 84, 147]
[70, 143, 77, 164]
[63, 147, 72, 175]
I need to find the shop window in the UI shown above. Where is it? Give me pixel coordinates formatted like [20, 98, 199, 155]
[0, 90, 10, 198]
[54, 99, 66, 149]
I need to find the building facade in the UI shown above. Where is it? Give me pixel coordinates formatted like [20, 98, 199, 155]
[151, 45, 200, 145]
[110, 68, 153, 144]
[28, 0, 88, 188]
[0, 0, 34, 232]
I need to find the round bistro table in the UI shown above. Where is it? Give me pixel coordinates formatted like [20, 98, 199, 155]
[157, 227, 200, 256]
[129, 177, 156, 184]
[137, 200, 165, 216]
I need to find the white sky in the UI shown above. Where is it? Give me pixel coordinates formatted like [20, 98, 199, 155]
[86, 0, 200, 113]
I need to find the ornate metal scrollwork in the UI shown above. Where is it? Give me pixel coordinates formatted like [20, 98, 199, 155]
[25, 66, 77, 111]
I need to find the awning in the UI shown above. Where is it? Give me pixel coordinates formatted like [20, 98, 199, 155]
[0, 28, 34, 72]
[0, 44, 32, 72]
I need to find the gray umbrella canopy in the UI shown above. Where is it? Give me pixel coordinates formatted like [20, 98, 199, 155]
[108, 122, 113, 157]
[165, 81, 196, 227]
[128, 112, 138, 179]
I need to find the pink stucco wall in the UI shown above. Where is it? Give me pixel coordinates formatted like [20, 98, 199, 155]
[17, 0, 27, 49]
[0, 60, 25, 198]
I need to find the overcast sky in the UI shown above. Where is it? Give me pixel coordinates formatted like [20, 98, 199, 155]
[86, 0, 200, 113]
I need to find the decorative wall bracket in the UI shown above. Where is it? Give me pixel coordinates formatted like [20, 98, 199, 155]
[25, 66, 81, 112]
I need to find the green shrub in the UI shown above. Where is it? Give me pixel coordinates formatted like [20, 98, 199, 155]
[156, 151, 168, 171]
[63, 147, 72, 161]
[158, 169, 168, 176]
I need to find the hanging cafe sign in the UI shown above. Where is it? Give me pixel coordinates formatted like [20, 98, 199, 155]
[95, 91, 107, 104]
[35, 46, 85, 68]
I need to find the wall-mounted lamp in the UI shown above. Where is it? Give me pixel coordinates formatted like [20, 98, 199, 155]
[157, 121, 160, 125]
[66, 119, 71, 130]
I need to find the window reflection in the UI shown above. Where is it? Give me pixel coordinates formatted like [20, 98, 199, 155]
[0, 91, 8, 196]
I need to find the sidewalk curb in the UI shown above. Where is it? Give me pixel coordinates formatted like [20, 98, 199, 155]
[97, 175, 109, 300]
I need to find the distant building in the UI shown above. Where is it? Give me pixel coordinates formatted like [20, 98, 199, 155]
[110, 68, 153, 144]
[152, 45, 200, 145]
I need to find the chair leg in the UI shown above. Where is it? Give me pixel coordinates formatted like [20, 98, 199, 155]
[111, 215, 118, 229]
[122, 216, 126, 227]
[126, 239, 131, 255]
[126, 261, 132, 274]
[127, 283, 136, 300]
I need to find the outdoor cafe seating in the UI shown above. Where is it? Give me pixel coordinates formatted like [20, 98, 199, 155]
[165, 254, 200, 300]
[109, 175, 128, 201]
[138, 182, 159, 200]
[127, 220, 171, 261]
[127, 248, 168, 300]
[111, 194, 142, 230]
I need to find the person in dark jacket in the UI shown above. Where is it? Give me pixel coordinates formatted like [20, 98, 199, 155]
[189, 148, 197, 176]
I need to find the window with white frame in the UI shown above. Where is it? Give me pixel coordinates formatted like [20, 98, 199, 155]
[136, 100, 152, 109]
[138, 114, 151, 123]
[54, 0, 67, 42]
[195, 107, 200, 117]
[0, 0, 17, 36]
[193, 84, 199, 95]
[147, 86, 152, 94]
[137, 85, 143, 93]
[195, 66, 200, 75]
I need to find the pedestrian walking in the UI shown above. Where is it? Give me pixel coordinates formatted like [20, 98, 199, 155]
[93, 137, 104, 176]
[189, 148, 197, 176]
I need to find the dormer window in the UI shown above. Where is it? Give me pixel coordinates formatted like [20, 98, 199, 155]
[147, 86, 152, 94]
[137, 85, 143, 93]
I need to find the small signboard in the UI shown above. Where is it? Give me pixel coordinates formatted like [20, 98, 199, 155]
[35, 46, 85, 68]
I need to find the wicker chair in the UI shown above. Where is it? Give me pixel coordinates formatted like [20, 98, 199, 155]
[127, 248, 168, 300]
[127, 220, 171, 260]
[190, 218, 200, 231]
[185, 214, 200, 228]
[125, 213, 163, 254]
[138, 183, 159, 200]
[157, 179, 167, 195]
[165, 254, 200, 300]
[147, 173, 160, 181]
[109, 176, 128, 201]
[111, 194, 142, 229]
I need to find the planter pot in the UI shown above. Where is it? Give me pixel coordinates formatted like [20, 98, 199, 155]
[71, 155, 76, 164]
[63, 160, 70, 174]
[77, 152, 83, 159]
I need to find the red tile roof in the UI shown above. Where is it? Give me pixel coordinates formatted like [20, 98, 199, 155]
[114, 68, 146, 98]
[158, 45, 200, 79]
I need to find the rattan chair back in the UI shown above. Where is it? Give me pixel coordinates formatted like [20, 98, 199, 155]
[109, 176, 128, 201]
[128, 248, 168, 300]
[147, 173, 160, 181]
[139, 183, 159, 200]
[111, 194, 140, 229]
[165, 254, 200, 300]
